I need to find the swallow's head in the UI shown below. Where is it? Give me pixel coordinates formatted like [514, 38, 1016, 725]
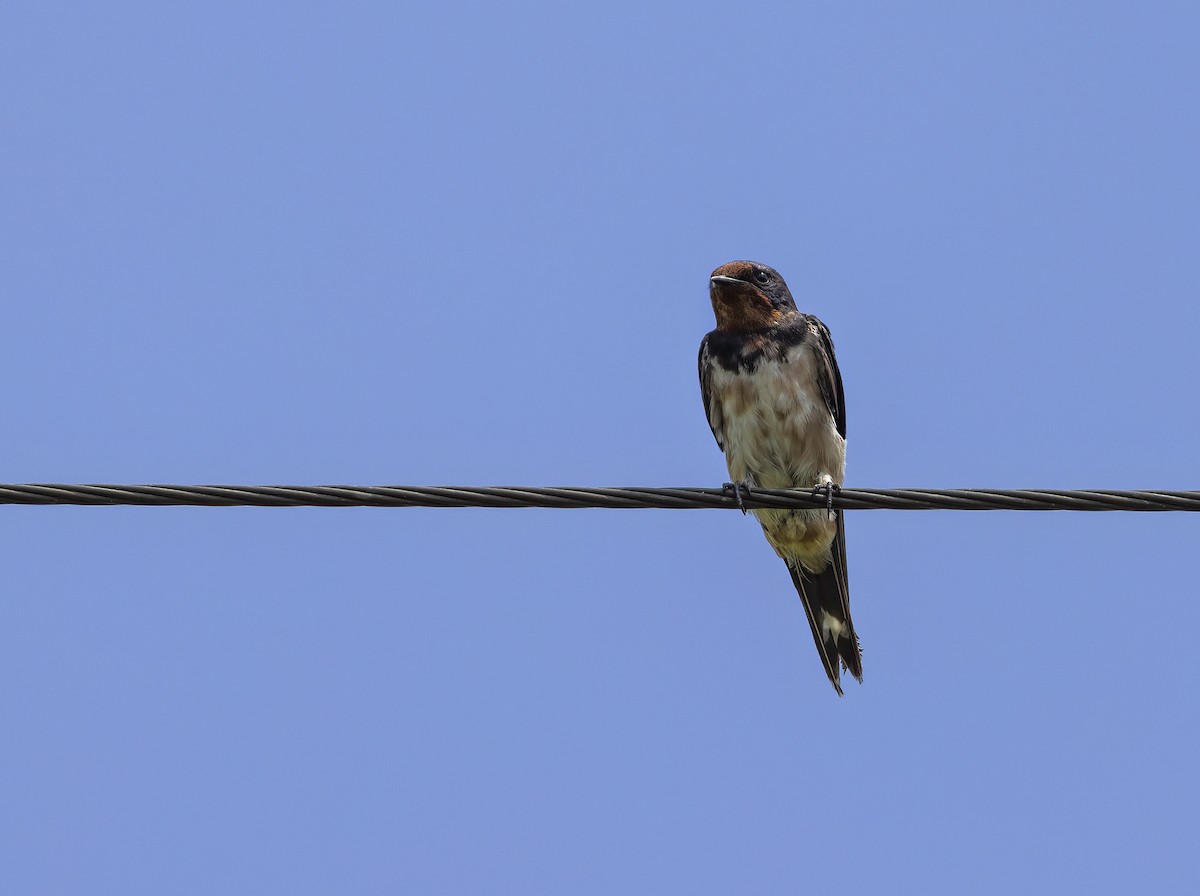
[708, 261, 797, 332]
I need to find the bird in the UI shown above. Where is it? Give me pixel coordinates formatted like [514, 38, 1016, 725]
[698, 260, 862, 695]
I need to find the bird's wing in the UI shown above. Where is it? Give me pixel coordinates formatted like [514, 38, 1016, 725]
[809, 317, 846, 439]
[808, 315, 858, 680]
[697, 335, 725, 450]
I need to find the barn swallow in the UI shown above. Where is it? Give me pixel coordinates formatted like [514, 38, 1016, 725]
[698, 261, 862, 695]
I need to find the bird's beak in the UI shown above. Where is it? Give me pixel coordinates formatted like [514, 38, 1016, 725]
[709, 275, 744, 290]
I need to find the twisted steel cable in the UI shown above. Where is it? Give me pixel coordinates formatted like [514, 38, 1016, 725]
[0, 483, 1198, 511]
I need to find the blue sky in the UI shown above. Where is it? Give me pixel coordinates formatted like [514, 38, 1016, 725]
[3, 2, 1199, 893]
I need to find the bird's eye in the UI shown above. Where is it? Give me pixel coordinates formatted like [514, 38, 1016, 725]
[754, 270, 770, 284]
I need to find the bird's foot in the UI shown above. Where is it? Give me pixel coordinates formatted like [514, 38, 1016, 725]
[811, 477, 841, 521]
[723, 480, 753, 515]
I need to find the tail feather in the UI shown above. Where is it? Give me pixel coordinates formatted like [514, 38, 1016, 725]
[786, 515, 862, 695]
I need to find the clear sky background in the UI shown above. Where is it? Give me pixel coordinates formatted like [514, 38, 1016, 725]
[3, 2, 1198, 893]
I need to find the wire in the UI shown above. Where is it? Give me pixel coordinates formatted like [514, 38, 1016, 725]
[0, 483, 1198, 511]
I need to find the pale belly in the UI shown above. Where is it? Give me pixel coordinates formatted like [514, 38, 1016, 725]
[708, 351, 846, 571]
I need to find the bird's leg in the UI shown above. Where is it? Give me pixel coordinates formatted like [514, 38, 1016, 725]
[811, 475, 841, 521]
[723, 478, 754, 515]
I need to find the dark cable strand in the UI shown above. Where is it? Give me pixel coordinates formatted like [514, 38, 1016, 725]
[1, 484, 1199, 511]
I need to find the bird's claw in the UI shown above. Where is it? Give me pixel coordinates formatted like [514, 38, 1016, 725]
[812, 480, 841, 520]
[723, 481, 752, 515]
